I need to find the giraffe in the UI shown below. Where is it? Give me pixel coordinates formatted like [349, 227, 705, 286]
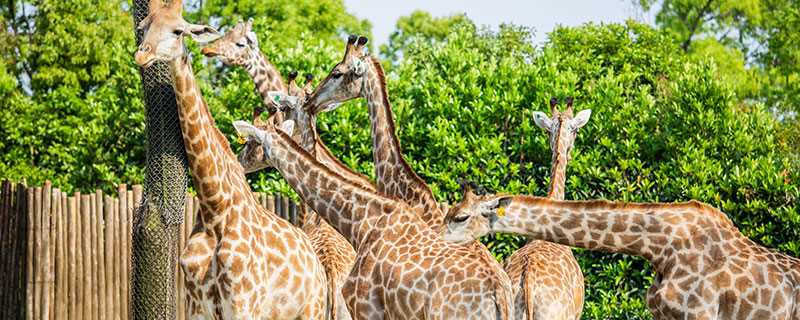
[233, 117, 514, 319]
[302, 35, 515, 316]
[200, 18, 287, 110]
[303, 35, 444, 228]
[133, 1, 328, 318]
[499, 97, 590, 320]
[206, 29, 362, 316]
[443, 193, 800, 319]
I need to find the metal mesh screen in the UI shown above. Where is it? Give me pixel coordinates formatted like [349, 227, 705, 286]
[131, 0, 188, 318]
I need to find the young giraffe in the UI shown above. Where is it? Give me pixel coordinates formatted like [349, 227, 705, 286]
[200, 18, 286, 110]
[499, 97, 590, 320]
[133, 1, 328, 318]
[444, 193, 800, 319]
[233, 117, 514, 319]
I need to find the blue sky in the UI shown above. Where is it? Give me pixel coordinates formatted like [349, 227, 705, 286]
[342, 0, 655, 46]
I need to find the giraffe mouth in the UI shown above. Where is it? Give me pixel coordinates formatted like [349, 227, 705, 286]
[134, 51, 158, 68]
[201, 47, 218, 57]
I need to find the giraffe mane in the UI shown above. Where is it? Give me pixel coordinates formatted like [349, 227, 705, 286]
[366, 55, 435, 196]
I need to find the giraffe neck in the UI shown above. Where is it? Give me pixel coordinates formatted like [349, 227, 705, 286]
[313, 133, 376, 191]
[170, 56, 254, 233]
[266, 128, 393, 250]
[244, 50, 286, 106]
[362, 56, 443, 229]
[547, 143, 569, 200]
[496, 196, 736, 266]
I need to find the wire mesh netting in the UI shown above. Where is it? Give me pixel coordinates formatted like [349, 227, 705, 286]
[131, 0, 188, 318]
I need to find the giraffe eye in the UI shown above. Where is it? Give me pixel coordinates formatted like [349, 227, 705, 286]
[331, 70, 343, 79]
[172, 29, 184, 36]
[452, 215, 469, 223]
[236, 42, 246, 48]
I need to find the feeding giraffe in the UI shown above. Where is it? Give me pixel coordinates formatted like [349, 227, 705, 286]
[443, 193, 800, 319]
[497, 97, 590, 320]
[133, 0, 328, 318]
[233, 117, 514, 319]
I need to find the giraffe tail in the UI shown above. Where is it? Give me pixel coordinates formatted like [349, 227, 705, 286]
[522, 265, 537, 320]
[326, 272, 336, 320]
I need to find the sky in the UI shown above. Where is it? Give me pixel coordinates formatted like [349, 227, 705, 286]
[342, 0, 655, 46]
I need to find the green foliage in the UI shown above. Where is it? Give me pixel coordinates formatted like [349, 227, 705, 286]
[1, 2, 798, 319]
[311, 20, 797, 318]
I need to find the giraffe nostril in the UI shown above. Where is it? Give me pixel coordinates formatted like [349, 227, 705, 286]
[139, 45, 151, 53]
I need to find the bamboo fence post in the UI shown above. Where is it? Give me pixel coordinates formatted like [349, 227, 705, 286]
[41, 182, 52, 320]
[104, 195, 115, 320]
[55, 190, 66, 320]
[15, 183, 28, 320]
[81, 194, 93, 320]
[119, 184, 129, 320]
[94, 189, 106, 320]
[125, 188, 134, 320]
[90, 191, 100, 320]
[75, 192, 84, 320]
[26, 186, 36, 320]
[69, 193, 79, 320]
[0, 180, 9, 319]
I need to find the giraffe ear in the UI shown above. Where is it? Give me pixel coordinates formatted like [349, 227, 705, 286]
[532, 111, 553, 132]
[232, 120, 265, 142]
[570, 109, 592, 130]
[280, 120, 295, 136]
[315, 102, 342, 114]
[186, 23, 222, 44]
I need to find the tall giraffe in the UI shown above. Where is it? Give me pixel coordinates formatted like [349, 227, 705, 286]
[233, 117, 514, 319]
[200, 18, 286, 110]
[304, 35, 443, 228]
[500, 97, 590, 320]
[444, 194, 800, 319]
[133, 1, 328, 318]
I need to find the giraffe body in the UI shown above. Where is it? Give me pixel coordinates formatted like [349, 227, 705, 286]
[303, 36, 513, 318]
[204, 26, 360, 319]
[501, 98, 590, 320]
[134, 1, 327, 318]
[447, 194, 800, 320]
[234, 119, 514, 319]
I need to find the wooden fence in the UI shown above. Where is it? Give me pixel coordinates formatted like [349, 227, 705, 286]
[0, 180, 300, 320]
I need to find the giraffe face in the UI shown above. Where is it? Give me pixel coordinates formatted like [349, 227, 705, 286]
[201, 19, 258, 66]
[304, 35, 369, 114]
[532, 102, 591, 161]
[134, 0, 220, 67]
[442, 190, 513, 242]
[233, 118, 296, 169]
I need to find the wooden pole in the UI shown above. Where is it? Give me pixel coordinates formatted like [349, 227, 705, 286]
[41, 182, 52, 320]
[95, 190, 107, 320]
[103, 195, 115, 320]
[0, 180, 10, 319]
[81, 194, 93, 320]
[68, 193, 79, 320]
[118, 184, 129, 320]
[15, 183, 28, 319]
[26, 187, 36, 320]
[55, 190, 66, 320]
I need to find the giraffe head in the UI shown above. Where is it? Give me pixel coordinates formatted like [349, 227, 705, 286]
[200, 19, 258, 66]
[532, 97, 592, 162]
[303, 35, 369, 114]
[134, 0, 221, 67]
[233, 117, 296, 168]
[236, 72, 318, 173]
[442, 185, 513, 243]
